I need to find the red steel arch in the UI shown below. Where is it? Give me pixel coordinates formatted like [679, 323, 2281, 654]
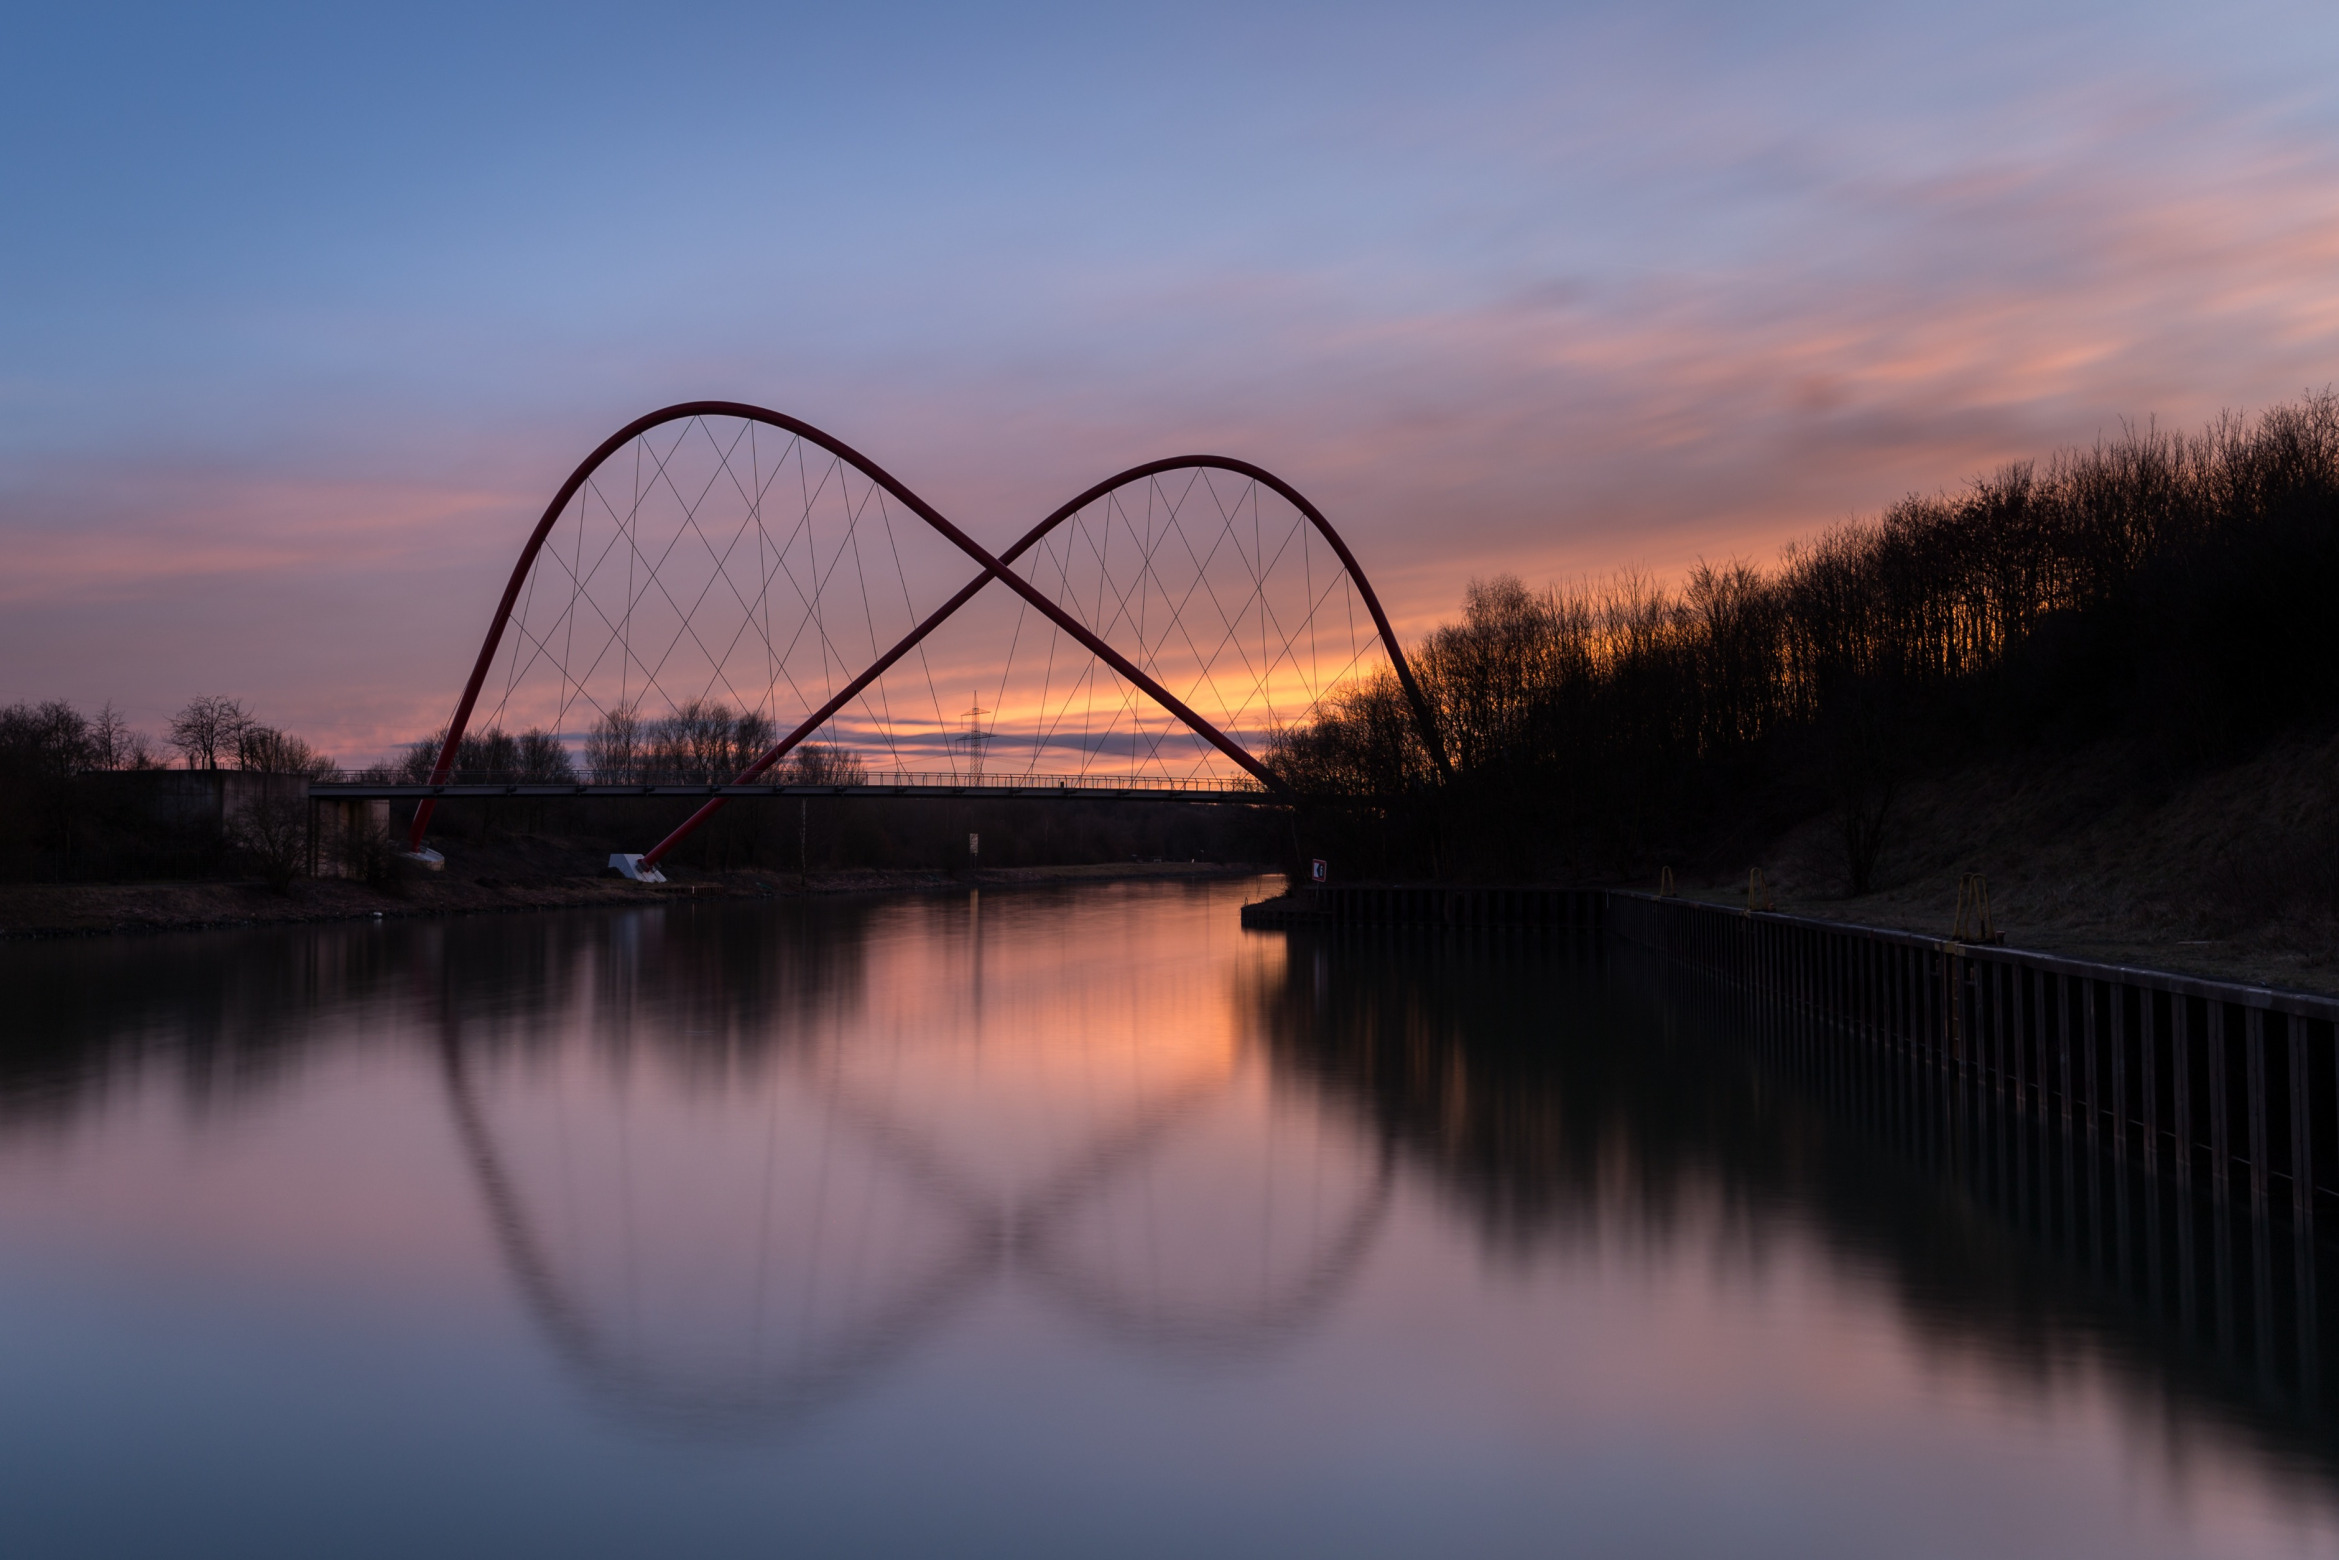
[409, 403, 1448, 861]
[1001, 453, 1451, 778]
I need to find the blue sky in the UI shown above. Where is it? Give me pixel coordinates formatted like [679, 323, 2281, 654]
[5, 0, 2338, 756]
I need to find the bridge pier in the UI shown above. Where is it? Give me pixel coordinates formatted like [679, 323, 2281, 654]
[305, 796, 392, 878]
[607, 853, 668, 883]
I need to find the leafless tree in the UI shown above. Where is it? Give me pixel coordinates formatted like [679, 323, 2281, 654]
[87, 702, 161, 770]
[230, 787, 309, 893]
[648, 697, 737, 782]
[789, 742, 867, 785]
[340, 815, 402, 888]
[733, 711, 775, 770]
[1269, 392, 2339, 882]
[168, 696, 250, 771]
[514, 728, 575, 781]
[585, 706, 643, 783]
[0, 700, 93, 778]
[236, 724, 336, 777]
[393, 724, 573, 782]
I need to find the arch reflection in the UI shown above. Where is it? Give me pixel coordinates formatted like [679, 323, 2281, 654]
[434, 928, 1390, 1438]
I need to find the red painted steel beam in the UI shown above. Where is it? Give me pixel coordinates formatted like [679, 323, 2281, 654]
[639, 468, 1301, 867]
[413, 403, 1442, 864]
[642, 454, 1450, 867]
[408, 403, 831, 851]
[996, 455, 1451, 783]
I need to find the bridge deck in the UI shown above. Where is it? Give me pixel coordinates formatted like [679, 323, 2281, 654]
[312, 774, 1274, 804]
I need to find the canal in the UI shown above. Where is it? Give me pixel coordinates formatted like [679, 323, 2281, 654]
[1, 877, 2334, 1557]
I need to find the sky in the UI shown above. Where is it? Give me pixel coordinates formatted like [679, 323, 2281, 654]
[4, 0, 2338, 762]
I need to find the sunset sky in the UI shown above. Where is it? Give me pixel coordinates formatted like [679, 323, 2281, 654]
[5, 0, 2338, 761]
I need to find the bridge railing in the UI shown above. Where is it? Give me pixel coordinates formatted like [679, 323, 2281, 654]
[312, 769, 1272, 797]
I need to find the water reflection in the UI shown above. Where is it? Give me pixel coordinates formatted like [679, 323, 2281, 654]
[1252, 925, 2339, 1500]
[5, 888, 2339, 1552]
[1, 889, 1391, 1438]
[439, 1021, 1391, 1436]
[1, 896, 883, 1128]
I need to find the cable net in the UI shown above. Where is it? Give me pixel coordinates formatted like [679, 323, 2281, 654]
[979, 464, 1394, 782]
[462, 415, 1395, 785]
[442, 898, 1392, 1435]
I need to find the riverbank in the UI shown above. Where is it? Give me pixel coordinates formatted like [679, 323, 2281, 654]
[1686, 727, 2339, 997]
[1647, 882, 2339, 997]
[0, 859, 1271, 939]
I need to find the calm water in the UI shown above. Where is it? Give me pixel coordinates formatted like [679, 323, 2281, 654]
[3, 877, 2337, 1558]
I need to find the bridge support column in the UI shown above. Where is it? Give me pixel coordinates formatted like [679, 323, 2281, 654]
[609, 853, 668, 883]
[307, 798, 392, 878]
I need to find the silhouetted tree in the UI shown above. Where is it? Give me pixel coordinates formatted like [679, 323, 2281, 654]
[1270, 393, 2339, 889]
[789, 742, 866, 784]
[397, 723, 574, 782]
[88, 703, 161, 771]
[585, 707, 643, 783]
[168, 695, 249, 770]
[236, 724, 336, 777]
[229, 787, 308, 893]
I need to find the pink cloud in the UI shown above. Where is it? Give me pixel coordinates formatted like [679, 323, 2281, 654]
[11, 72, 2339, 760]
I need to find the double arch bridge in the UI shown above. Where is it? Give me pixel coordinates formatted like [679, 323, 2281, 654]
[313, 403, 1447, 874]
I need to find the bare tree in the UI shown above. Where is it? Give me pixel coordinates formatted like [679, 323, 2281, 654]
[229, 787, 309, 893]
[236, 724, 336, 777]
[1268, 393, 2339, 880]
[391, 724, 568, 783]
[732, 711, 775, 771]
[0, 700, 93, 778]
[168, 696, 250, 771]
[340, 814, 402, 889]
[647, 697, 739, 782]
[515, 727, 575, 781]
[88, 702, 160, 770]
[585, 706, 643, 783]
[789, 742, 867, 785]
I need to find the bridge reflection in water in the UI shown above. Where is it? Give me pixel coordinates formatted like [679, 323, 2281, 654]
[418, 887, 1392, 1436]
[408, 897, 2339, 1461]
[4, 883, 2338, 1546]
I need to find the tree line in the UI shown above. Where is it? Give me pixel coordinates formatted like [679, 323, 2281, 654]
[0, 692, 338, 781]
[1272, 393, 2339, 887]
[0, 694, 343, 882]
[33, 392, 2331, 889]
[376, 698, 866, 786]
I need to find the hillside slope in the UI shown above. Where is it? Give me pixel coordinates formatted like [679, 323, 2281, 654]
[1703, 728, 2339, 993]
